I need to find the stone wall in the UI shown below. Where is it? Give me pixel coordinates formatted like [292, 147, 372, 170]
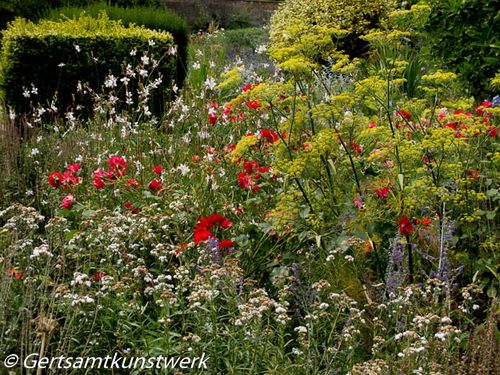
[162, 0, 282, 29]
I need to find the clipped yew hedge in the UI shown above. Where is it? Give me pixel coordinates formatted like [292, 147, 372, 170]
[0, 14, 177, 116]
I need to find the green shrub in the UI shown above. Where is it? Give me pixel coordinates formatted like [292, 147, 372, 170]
[222, 27, 269, 51]
[269, 0, 395, 68]
[424, 0, 500, 98]
[0, 14, 176, 116]
[45, 3, 189, 85]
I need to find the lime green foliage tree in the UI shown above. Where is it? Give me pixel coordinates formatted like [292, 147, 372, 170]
[269, 0, 395, 71]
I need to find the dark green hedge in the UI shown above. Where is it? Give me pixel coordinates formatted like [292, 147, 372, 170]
[45, 3, 189, 85]
[0, 14, 177, 116]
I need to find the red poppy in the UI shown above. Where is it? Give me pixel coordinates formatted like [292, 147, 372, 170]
[416, 218, 431, 226]
[149, 179, 163, 193]
[48, 171, 64, 188]
[220, 239, 235, 249]
[193, 214, 233, 244]
[260, 129, 279, 143]
[398, 216, 414, 236]
[397, 110, 412, 119]
[242, 83, 253, 92]
[153, 164, 163, 175]
[246, 100, 260, 110]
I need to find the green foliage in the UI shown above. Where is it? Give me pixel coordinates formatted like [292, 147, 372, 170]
[425, 0, 500, 98]
[0, 13, 176, 116]
[269, 0, 395, 71]
[222, 27, 269, 51]
[45, 3, 189, 84]
[0, 0, 60, 29]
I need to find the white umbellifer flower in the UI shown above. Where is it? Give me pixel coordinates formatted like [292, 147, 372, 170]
[434, 332, 447, 341]
[294, 326, 307, 334]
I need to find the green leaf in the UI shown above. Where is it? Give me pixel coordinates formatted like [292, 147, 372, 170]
[486, 211, 496, 220]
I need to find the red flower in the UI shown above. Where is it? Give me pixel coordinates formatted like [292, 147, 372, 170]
[124, 201, 134, 210]
[194, 229, 212, 244]
[260, 129, 279, 143]
[7, 268, 23, 280]
[67, 163, 81, 174]
[397, 110, 412, 120]
[93, 271, 106, 283]
[368, 121, 376, 128]
[153, 164, 163, 175]
[488, 127, 497, 137]
[220, 239, 235, 249]
[48, 171, 64, 188]
[208, 102, 218, 125]
[242, 83, 252, 92]
[467, 170, 479, 181]
[93, 176, 106, 190]
[193, 214, 232, 244]
[374, 186, 389, 198]
[398, 216, 414, 236]
[416, 218, 431, 226]
[350, 141, 363, 154]
[149, 179, 163, 193]
[61, 194, 75, 209]
[221, 219, 233, 229]
[62, 170, 81, 189]
[481, 100, 492, 108]
[108, 156, 127, 177]
[243, 161, 259, 175]
[127, 179, 139, 189]
[245, 100, 260, 110]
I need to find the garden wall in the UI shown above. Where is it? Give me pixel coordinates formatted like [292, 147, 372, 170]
[161, 0, 282, 29]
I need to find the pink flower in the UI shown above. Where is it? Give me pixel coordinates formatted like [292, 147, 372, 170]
[374, 187, 389, 198]
[66, 163, 81, 174]
[61, 194, 75, 209]
[107, 156, 127, 177]
[93, 176, 106, 190]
